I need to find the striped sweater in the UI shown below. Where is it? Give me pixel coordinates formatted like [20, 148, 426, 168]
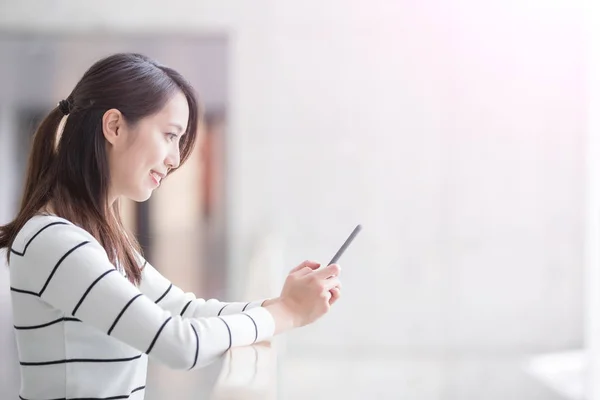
[8, 215, 275, 400]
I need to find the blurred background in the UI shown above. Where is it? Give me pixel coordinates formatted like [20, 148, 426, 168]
[0, 0, 597, 399]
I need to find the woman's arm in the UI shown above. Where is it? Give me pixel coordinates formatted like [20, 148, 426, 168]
[138, 259, 273, 318]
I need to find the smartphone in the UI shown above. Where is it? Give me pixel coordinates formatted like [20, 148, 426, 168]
[328, 224, 362, 265]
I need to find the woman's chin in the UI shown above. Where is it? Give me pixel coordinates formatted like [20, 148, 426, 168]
[127, 189, 153, 203]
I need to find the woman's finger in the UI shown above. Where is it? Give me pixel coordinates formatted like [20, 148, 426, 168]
[329, 288, 341, 305]
[290, 260, 321, 274]
[315, 263, 341, 279]
[323, 277, 341, 291]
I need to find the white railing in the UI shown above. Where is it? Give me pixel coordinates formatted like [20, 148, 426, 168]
[210, 233, 286, 400]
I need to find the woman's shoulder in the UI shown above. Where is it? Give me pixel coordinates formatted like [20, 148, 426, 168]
[11, 214, 98, 257]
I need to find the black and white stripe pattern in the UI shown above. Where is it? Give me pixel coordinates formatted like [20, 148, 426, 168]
[18, 384, 146, 400]
[10, 221, 69, 256]
[154, 283, 172, 303]
[14, 317, 81, 330]
[9, 215, 275, 399]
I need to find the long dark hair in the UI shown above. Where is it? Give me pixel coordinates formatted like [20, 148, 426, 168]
[0, 53, 200, 285]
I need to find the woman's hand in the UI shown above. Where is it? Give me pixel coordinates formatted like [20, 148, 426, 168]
[264, 260, 342, 334]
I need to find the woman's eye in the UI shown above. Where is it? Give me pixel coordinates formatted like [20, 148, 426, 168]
[166, 133, 177, 142]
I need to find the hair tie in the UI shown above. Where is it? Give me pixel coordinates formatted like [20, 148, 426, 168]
[58, 99, 72, 116]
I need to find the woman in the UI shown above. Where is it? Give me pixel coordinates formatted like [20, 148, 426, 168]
[0, 53, 342, 400]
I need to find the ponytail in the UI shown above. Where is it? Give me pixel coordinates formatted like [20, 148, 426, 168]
[20, 108, 64, 207]
[0, 106, 64, 261]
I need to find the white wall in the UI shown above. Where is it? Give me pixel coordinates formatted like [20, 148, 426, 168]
[268, 0, 585, 353]
[0, 104, 17, 225]
[0, 0, 586, 356]
[586, 0, 600, 397]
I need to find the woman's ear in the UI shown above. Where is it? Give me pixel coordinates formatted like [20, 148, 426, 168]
[102, 109, 124, 146]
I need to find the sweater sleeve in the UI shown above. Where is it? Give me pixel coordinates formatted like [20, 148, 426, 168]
[9, 222, 275, 370]
[138, 259, 268, 318]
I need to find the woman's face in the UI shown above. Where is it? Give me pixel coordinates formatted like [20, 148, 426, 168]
[103, 91, 189, 204]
